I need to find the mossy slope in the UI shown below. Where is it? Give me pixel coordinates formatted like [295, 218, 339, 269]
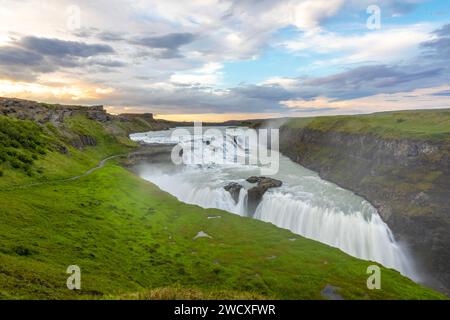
[0, 162, 445, 299]
[0, 109, 446, 300]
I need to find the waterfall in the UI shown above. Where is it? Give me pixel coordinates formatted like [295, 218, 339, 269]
[254, 192, 416, 277]
[132, 127, 419, 282]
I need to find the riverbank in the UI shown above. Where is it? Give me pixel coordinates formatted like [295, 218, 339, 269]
[0, 98, 446, 299]
[1, 158, 445, 299]
[275, 109, 450, 294]
[130, 127, 419, 281]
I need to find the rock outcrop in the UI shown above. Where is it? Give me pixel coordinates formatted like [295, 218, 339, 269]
[0, 97, 178, 138]
[246, 176, 282, 215]
[279, 125, 450, 294]
[223, 177, 283, 215]
[224, 182, 243, 204]
[71, 135, 97, 149]
[0, 97, 111, 124]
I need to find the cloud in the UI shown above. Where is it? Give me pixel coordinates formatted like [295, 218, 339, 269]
[347, 0, 425, 15]
[0, 36, 119, 81]
[261, 77, 300, 89]
[170, 62, 223, 86]
[422, 25, 450, 60]
[19, 36, 114, 57]
[225, 0, 345, 31]
[281, 85, 450, 115]
[282, 25, 433, 65]
[0, 1, 448, 119]
[433, 24, 450, 37]
[133, 33, 196, 49]
[0, 46, 43, 66]
[130, 32, 197, 59]
[97, 31, 126, 42]
[304, 65, 442, 91]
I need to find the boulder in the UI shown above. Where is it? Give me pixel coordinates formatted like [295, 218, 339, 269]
[246, 176, 282, 215]
[224, 182, 243, 204]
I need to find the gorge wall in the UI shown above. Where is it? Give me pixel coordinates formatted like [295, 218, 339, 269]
[278, 123, 450, 294]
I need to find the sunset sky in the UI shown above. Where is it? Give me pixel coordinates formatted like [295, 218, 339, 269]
[0, 0, 449, 121]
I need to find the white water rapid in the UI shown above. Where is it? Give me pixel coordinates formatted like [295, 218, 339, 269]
[130, 127, 419, 281]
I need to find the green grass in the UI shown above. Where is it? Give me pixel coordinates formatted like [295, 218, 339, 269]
[0, 114, 135, 189]
[285, 109, 450, 141]
[0, 117, 51, 176]
[0, 162, 445, 300]
[0, 111, 446, 300]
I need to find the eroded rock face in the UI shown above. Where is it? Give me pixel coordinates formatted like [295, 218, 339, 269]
[0, 97, 111, 124]
[223, 177, 283, 215]
[71, 135, 97, 149]
[247, 176, 283, 187]
[246, 176, 282, 216]
[279, 126, 450, 294]
[224, 182, 243, 204]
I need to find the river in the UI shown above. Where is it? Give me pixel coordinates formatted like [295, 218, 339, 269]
[130, 126, 419, 282]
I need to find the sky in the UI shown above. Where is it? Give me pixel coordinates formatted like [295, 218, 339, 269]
[0, 0, 449, 121]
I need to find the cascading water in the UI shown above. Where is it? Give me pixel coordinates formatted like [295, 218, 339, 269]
[130, 127, 419, 281]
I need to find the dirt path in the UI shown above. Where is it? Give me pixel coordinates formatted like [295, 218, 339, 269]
[0, 154, 127, 192]
[64, 154, 127, 181]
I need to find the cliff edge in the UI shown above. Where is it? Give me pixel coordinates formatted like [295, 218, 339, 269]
[278, 109, 450, 294]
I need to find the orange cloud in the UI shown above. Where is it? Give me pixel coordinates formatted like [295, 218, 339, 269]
[0, 79, 115, 103]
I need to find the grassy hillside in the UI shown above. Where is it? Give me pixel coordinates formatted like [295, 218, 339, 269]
[0, 161, 445, 300]
[0, 109, 446, 300]
[0, 114, 137, 189]
[284, 109, 450, 141]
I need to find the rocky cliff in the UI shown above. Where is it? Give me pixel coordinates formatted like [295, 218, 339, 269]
[0, 97, 176, 153]
[0, 97, 112, 124]
[278, 118, 450, 294]
[0, 96, 174, 130]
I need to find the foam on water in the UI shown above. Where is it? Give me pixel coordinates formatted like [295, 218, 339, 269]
[131, 127, 419, 281]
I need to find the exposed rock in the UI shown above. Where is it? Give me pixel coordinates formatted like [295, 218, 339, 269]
[321, 285, 344, 300]
[87, 105, 111, 122]
[193, 231, 212, 240]
[55, 144, 69, 154]
[247, 176, 282, 186]
[279, 125, 450, 294]
[224, 182, 243, 204]
[71, 135, 97, 149]
[412, 192, 430, 206]
[0, 97, 111, 125]
[246, 176, 282, 215]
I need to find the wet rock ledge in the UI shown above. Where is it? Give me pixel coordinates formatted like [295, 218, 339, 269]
[224, 176, 282, 216]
